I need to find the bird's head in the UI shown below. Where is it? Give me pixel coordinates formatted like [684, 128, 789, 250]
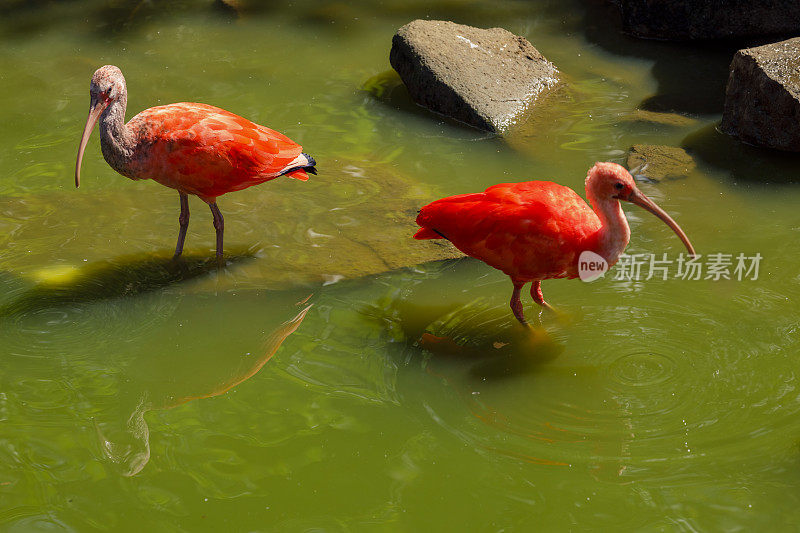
[89, 65, 126, 105]
[76, 65, 127, 188]
[586, 162, 695, 256]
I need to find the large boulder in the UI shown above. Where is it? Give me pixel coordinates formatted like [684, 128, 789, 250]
[389, 19, 560, 133]
[720, 38, 800, 152]
[620, 0, 800, 40]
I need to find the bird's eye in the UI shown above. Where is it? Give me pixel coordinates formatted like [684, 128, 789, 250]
[614, 182, 624, 190]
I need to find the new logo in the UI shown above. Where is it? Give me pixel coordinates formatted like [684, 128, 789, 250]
[578, 251, 608, 282]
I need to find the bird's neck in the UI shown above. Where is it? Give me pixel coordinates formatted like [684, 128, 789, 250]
[99, 92, 136, 175]
[587, 191, 631, 266]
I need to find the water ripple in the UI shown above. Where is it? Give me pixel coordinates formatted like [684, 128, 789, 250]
[406, 284, 800, 490]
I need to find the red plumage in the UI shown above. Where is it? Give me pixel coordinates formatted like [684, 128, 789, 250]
[126, 103, 307, 202]
[415, 181, 602, 282]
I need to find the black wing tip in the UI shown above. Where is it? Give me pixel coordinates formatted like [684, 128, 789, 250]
[302, 153, 317, 174]
[279, 152, 318, 177]
[302, 153, 317, 167]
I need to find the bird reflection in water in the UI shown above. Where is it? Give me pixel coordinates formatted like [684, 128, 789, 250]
[377, 297, 564, 379]
[95, 301, 312, 477]
[0, 250, 255, 317]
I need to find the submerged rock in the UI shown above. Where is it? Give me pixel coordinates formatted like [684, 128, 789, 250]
[620, 109, 698, 128]
[212, 0, 241, 16]
[372, 293, 563, 376]
[626, 144, 696, 181]
[389, 19, 560, 133]
[721, 38, 800, 152]
[620, 0, 800, 40]
[0, 158, 462, 293]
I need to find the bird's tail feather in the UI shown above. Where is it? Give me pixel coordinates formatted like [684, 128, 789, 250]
[281, 153, 317, 181]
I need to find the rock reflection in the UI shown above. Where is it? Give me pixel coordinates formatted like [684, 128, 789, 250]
[363, 69, 498, 136]
[683, 124, 800, 183]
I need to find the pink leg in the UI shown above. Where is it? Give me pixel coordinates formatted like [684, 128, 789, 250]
[530, 280, 554, 312]
[174, 192, 190, 258]
[510, 281, 528, 326]
[209, 202, 224, 259]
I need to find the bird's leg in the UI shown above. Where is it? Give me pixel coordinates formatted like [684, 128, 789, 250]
[530, 281, 554, 312]
[174, 192, 190, 258]
[510, 281, 529, 326]
[209, 202, 224, 259]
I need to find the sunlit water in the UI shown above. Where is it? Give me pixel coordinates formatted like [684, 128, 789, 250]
[2, 1, 800, 530]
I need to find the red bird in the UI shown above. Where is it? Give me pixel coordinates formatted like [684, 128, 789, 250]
[75, 65, 316, 258]
[414, 162, 695, 325]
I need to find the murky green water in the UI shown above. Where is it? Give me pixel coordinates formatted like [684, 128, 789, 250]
[3, 1, 800, 530]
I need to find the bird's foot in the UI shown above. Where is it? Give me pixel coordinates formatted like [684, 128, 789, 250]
[511, 305, 530, 328]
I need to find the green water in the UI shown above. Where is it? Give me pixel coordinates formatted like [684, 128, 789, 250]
[3, 1, 800, 530]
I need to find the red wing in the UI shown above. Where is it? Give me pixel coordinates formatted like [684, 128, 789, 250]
[416, 181, 601, 279]
[128, 103, 303, 199]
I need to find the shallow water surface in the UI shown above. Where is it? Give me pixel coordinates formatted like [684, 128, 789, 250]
[2, 1, 800, 530]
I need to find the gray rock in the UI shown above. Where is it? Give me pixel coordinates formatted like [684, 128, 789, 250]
[389, 19, 560, 133]
[620, 0, 800, 41]
[626, 144, 696, 181]
[721, 38, 800, 152]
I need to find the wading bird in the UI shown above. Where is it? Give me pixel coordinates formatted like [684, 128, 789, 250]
[414, 162, 695, 325]
[75, 65, 316, 259]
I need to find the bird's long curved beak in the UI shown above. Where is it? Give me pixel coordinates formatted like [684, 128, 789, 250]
[75, 100, 107, 188]
[628, 189, 696, 257]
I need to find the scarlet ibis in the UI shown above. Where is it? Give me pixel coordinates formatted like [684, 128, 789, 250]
[75, 65, 316, 258]
[414, 162, 695, 325]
